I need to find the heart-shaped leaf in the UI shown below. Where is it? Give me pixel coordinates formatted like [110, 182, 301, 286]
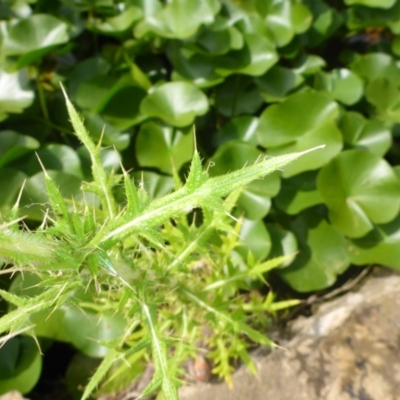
[257, 91, 343, 177]
[0, 337, 42, 395]
[344, 0, 396, 8]
[267, 224, 298, 267]
[314, 68, 363, 105]
[274, 171, 323, 215]
[255, 65, 304, 102]
[140, 82, 209, 127]
[2, 14, 69, 69]
[266, 0, 313, 47]
[87, 6, 143, 37]
[317, 149, 400, 238]
[215, 76, 264, 117]
[277, 212, 350, 292]
[135, 0, 220, 39]
[350, 53, 400, 85]
[339, 111, 391, 157]
[237, 218, 271, 261]
[0, 130, 39, 168]
[0, 168, 27, 211]
[0, 69, 34, 120]
[214, 116, 259, 147]
[365, 78, 400, 123]
[26, 144, 84, 178]
[136, 121, 194, 174]
[348, 213, 400, 269]
[215, 33, 278, 76]
[210, 141, 280, 219]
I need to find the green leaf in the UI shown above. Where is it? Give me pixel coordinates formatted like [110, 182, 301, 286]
[314, 68, 363, 105]
[0, 168, 27, 213]
[2, 14, 69, 69]
[168, 43, 224, 88]
[267, 224, 298, 267]
[237, 218, 271, 261]
[348, 213, 400, 269]
[350, 53, 400, 85]
[275, 170, 323, 215]
[210, 141, 280, 219]
[136, 122, 194, 174]
[257, 91, 343, 177]
[317, 149, 400, 238]
[266, 0, 312, 47]
[140, 82, 209, 127]
[27, 144, 83, 178]
[87, 6, 143, 37]
[215, 75, 264, 117]
[215, 33, 278, 76]
[255, 65, 304, 102]
[135, 0, 220, 39]
[0, 69, 34, 120]
[365, 78, 400, 123]
[64, 308, 126, 358]
[0, 336, 42, 395]
[339, 111, 391, 157]
[344, 0, 396, 8]
[0, 130, 39, 168]
[214, 116, 259, 147]
[20, 171, 94, 221]
[277, 214, 350, 292]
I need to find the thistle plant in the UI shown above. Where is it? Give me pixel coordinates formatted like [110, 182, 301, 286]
[0, 89, 323, 400]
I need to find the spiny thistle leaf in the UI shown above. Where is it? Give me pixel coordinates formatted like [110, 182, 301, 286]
[60, 84, 117, 219]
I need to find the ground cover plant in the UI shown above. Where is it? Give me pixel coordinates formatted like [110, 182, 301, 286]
[1, 0, 400, 397]
[0, 88, 321, 398]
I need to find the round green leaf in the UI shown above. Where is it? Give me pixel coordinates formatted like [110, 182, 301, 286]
[344, 0, 396, 8]
[314, 68, 363, 105]
[197, 23, 244, 55]
[87, 6, 143, 36]
[255, 65, 304, 102]
[136, 121, 194, 174]
[267, 224, 298, 267]
[317, 149, 400, 238]
[64, 308, 126, 358]
[348, 213, 400, 269]
[238, 218, 271, 261]
[365, 78, 400, 123]
[27, 144, 83, 178]
[135, 0, 220, 39]
[350, 53, 400, 85]
[0, 336, 42, 395]
[2, 14, 69, 69]
[0, 130, 39, 168]
[168, 43, 224, 88]
[20, 171, 96, 221]
[210, 141, 280, 219]
[275, 171, 323, 215]
[257, 91, 343, 177]
[82, 113, 130, 151]
[214, 116, 259, 147]
[0, 168, 27, 211]
[132, 171, 174, 199]
[140, 82, 209, 127]
[277, 216, 350, 292]
[339, 111, 391, 157]
[0, 69, 34, 120]
[215, 33, 278, 76]
[215, 76, 264, 117]
[266, 0, 313, 47]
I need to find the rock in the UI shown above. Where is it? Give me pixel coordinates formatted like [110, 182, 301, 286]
[0, 392, 26, 400]
[179, 268, 400, 400]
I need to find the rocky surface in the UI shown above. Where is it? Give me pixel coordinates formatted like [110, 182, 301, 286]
[180, 268, 400, 400]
